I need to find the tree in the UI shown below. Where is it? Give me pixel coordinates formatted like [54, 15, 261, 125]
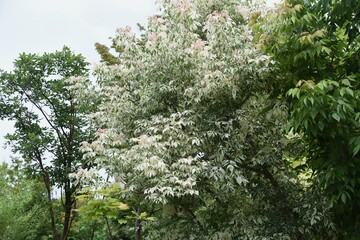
[254, 0, 360, 237]
[74, 0, 334, 238]
[0, 47, 95, 240]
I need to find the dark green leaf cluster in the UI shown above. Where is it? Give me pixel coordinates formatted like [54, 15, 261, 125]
[255, 0, 360, 237]
[0, 46, 97, 239]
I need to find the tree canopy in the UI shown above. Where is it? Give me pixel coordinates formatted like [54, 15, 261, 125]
[254, 0, 360, 236]
[72, 0, 343, 239]
[0, 0, 359, 239]
[0, 46, 95, 240]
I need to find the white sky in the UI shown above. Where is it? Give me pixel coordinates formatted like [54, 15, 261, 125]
[0, 0, 157, 71]
[0, 0, 279, 163]
[0, 0, 157, 162]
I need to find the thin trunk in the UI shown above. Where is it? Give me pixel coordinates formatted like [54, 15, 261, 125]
[135, 207, 142, 240]
[90, 221, 97, 240]
[35, 148, 59, 240]
[105, 217, 113, 240]
[62, 135, 74, 240]
[61, 175, 73, 240]
[44, 175, 59, 240]
[61, 200, 71, 239]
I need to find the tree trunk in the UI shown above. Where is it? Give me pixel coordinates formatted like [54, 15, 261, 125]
[42, 174, 59, 240]
[38, 153, 59, 240]
[61, 180, 73, 240]
[90, 221, 97, 240]
[135, 208, 142, 240]
[105, 217, 113, 240]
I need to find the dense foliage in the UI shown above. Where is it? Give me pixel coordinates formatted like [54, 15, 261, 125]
[0, 0, 358, 239]
[0, 47, 96, 240]
[72, 0, 341, 239]
[0, 163, 50, 240]
[254, 0, 360, 237]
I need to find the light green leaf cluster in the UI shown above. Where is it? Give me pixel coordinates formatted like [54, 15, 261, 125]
[82, 0, 269, 203]
[75, 0, 337, 239]
[76, 186, 129, 222]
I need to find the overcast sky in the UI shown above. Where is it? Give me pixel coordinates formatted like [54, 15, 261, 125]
[0, 0, 279, 163]
[0, 0, 157, 71]
[0, 0, 157, 162]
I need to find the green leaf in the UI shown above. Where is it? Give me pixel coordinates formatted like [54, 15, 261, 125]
[321, 46, 331, 54]
[352, 143, 360, 157]
[303, 96, 308, 106]
[332, 113, 341, 122]
[341, 78, 351, 86]
[340, 88, 346, 96]
[325, 171, 332, 181]
[310, 110, 317, 120]
[341, 192, 347, 204]
[309, 96, 314, 105]
[345, 88, 354, 96]
[146, 216, 156, 221]
[118, 219, 127, 224]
